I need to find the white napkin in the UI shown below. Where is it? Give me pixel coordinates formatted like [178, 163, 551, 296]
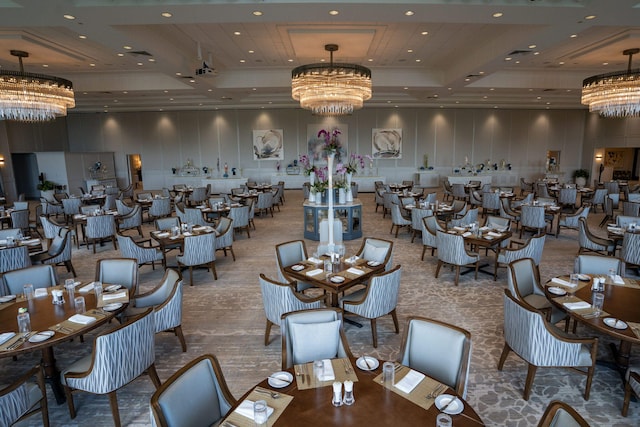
[346, 255, 359, 264]
[346, 267, 365, 276]
[103, 291, 127, 301]
[551, 277, 576, 288]
[563, 301, 592, 310]
[34, 288, 48, 298]
[0, 239, 6, 245]
[68, 314, 97, 325]
[79, 282, 95, 293]
[453, 226, 466, 232]
[305, 268, 324, 277]
[614, 275, 625, 285]
[487, 231, 502, 237]
[307, 257, 322, 264]
[0, 332, 16, 345]
[21, 238, 40, 245]
[480, 226, 490, 231]
[394, 369, 426, 394]
[155, 232, 170, 238]
[318, 359, 335, 381]
[183, 232, 193, 237]
[462, 231, 472, 237]
[234, 400, 274, 420]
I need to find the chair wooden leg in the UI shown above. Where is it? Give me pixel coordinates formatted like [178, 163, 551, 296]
[36, 369, 50, 427]
[265, 320, 273, 346]
[66, 261, 77, 277]
[147, 363, 162, 389]
[523, 364, 537, 400]
[435, 260, 443, 278]
[411, 230, 417, 243]
[189, 266, 194, 286]
[64, 386, 77, 419]
[421, 246, 427, 261]
[371, 318, 378, 348]
[108, 391, 121, 427]
[454, 266, 460, 286]
[622, 380, 632, 416]
[390, 223, 394, 234]
[229, 247, 236, 261]
[584, 365, 594, 401]
[390, 309, 399, 333]
[175, 325, 187, 352]
[497, 343, 511, 370]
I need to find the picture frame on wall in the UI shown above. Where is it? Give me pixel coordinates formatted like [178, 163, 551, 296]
[307, 124, 348, 164]
[372, 128, 402, 159]
[252, 129, 284, 160]
[604, 149, 625, 170]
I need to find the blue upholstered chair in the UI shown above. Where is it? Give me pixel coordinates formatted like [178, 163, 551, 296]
[214, 216, 235, 261]
[398, 316, 471, 399]
[85, 214, 117, 253]
[537, 400, 590, 427]
[188, 187, 207, 206]
[150, 354, 236, 427]
[259, 273, 324, 345]
[573, 254, 621, 276]
[578, 217, 615, 256]
[421, 215, 443, 259]
[117, 204, 143, 237]
[95, 257, 139, 296]
[341, 265, 402, 348]
[499, 197, 520, 229]
[116, 233, 164, 270]
[275, 239, 314, 292]
[450, 207, 478, 228]
[452, 183, 469, 202]
[177, 233, 217, 286]
[583, 188, 607, 212]
[30, 227, 76, 277]
[256, 191, 274, 217]
[410, 206, 432, 243]
[62, 197, 82, 223]
[520, 205, 549, 237]
[0, 245, 31, 280]
[556, 206, 590, 238]
[355, 237, 394, 271]
[435, 231, 479, 286]
[390, 202, 412, 237]
[10, 209, 30, 235]
[3, 264, 56, 295]
[228, 205, 251, 238]
[62, 309, 161, 427]
[155, 217, 180, 231]
[621, 231, 640, 273]
[0, 365, 49, 427]
[148, 198, 172, 221]
[498, 289, 597, 401]
[482, 192, 500, 217]
[558, 187, 578, 210]
[494, 233, 546, 280]
[281, 308, 353, 369]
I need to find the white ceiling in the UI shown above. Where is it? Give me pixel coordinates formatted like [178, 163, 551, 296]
[1, 0, 639, 114]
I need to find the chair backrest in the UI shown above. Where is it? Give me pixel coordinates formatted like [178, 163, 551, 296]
[616, 215, 638, 228]
[181, 233, 216, 265]
[150, 354, 236, 427]
[259, 274, 322, 326]
[604, 181, 620, 194]
[80, 204, 101, 215]
[398, 316, 471, 398]
[0, 366, 47, 427]
[536, 400, 591, 427]
[281, 308, 353, 369]
[485, 215, 510, 231]
[214, 216, 234, 249]
[86, 214, 116, 239]
[482, 192, 500, 210]
[411, 207, 433, 231]
[189, 187, 207, 203]
[95, 258, 139, 295]
[521, 205, 546, 228]
[10, 209, 29, 229]
[319, 218, 343, 246]
[573, 255, 621, 276]
[452, 207, 478, 227]
[116, 199, 133, 216]
[506, 258, 541, 302]
[46, 227, 71, 260]
[3, 264, 57, 294]
[134, 268, 181, 308]
[452, 183, 467, 198]
[558, 188, 577, 204]
[149, 198, 171, 217]
[155, 217, 180, 231]
[103, 194, 117, 211]
[0, 228, 21, 239]
[228, 205, 249, 227]
[13, 201, 28, 210]
[622, 231, 640, 266]
[436, 231, 473, 266]
[622, 201, 640, 216]
[62, 198, 82, 216]
[356, 237, 393, 271]
[351, 265, 402, 319]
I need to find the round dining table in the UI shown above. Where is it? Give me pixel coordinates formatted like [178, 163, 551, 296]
[222, 357, 484, 426]
[0, 289, 126, 403]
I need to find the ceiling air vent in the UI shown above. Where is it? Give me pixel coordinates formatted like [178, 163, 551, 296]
[507, 50, 532, 56]
[127, 50, 153, 57]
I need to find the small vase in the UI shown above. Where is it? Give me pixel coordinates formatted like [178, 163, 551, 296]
[346, 172, 352, 187]
[310, 171, 316, 186]
[346, 188, 353, 202]
[309, 192, 316, 203]
[339, 188, 346, 204]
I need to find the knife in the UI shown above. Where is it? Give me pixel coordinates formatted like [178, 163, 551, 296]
[440, 396, 458, 413]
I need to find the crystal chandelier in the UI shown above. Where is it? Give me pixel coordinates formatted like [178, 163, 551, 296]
[581, 48, 640, 118]
[291, 44, 372, 116]
[0, 50, 75, 122]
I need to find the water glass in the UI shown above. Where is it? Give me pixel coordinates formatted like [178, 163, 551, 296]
[592, 293, 605, 316]
[313, 360, 324, 380]
[94, 281, 103, 300]
[253, 399, 268, 427]
[324, 259, 333, 278]
[23, 284, 34, 301]
[436, 413, 453, 427]
[65, 279, 75, 300]
[608, 268, 616, 283]
[343, 380, 355, 405]
[332, 381, 343, 407]
[382, 361, 395, 387]
[570, 274, 579, 287]
[74, 296, 86, 314]
[17, 312, 31, 333]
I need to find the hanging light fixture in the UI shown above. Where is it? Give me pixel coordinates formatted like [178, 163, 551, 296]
[291, 44, 372, 116]
[581, 48, 640, 117]
[0, 50, 75, 122]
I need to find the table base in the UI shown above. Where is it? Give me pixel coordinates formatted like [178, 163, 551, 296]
[42, 347, 66, 404]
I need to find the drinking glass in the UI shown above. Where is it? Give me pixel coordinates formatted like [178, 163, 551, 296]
[332, 381, 343, 407]
[17, 312, 31, 333]
[23, 284, 34, 301]
[608, 268, 616, 284]
[74, 296, 86, 314]
[313, 360, 324, 380]
[324, 259, 333, 279]
[94, 281, 103, 300]
[253, 399, 268, 427]
[65, 279, 75, 300]
[592, 293, 605, 317]
[436, 413, 453, 427]
[382, 361, 395, 387]
[343, 380, 355, 405]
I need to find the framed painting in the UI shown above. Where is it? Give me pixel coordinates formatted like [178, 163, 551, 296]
[604, 149, 625, 169]
[307, 124, 348, 164]
[253, 129, 284, 160]
[372, 128, 402, 159]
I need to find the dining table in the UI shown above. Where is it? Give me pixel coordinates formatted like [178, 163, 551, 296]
[150, 225, 218, 266]
[0, 283, 129, 403]
[220, 356, 484, 427]
[71, 210, 120, 249]
[544, 274, 640, 373]
[445, 227, 513, 277]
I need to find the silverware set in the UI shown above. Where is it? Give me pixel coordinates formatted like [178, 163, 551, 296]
[254, 387, 280, 399]
[343, 359, 353, 374]
[6, 332, 34, 350]
[427, 384, 446, 399]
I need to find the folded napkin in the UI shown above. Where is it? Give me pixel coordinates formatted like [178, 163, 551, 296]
[79, 282, 95, 293]
[306, 269, 324, 277]
[462, 232, 472, 237]
[169, 235, 180, 240]
[346, 255, 359, 263]
[103, 291, 127, 301]
[487, 231, 502, 237]
[21, 238, 40, 245]
[183, 232, 193, 237]
[307, 257, 322, 264]
[551, 277, 576, 288]
[235, 400, 274, 420]
[613, 275, 625, 285]
[68, 314, 97, 325]
[34, 288, 48, 298]
[318, 359, 335, 381]
[0, 332, 16, 345]
[406, 204, 415, 208]
[563, 301, 591, 310]
[394, 369, 426, 394]
[155, 232, 170, 238]
[453, 226, 466, 232]
[346, 267, 365, 276]
[480, 226, 490, 231]
[0, 239, 6, 245]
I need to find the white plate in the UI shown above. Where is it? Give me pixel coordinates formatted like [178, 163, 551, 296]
[547, 287, 567, 296]
[28, 331, 54, 343]
[435, 394, 464, 415]
[291, 264, 305, 271]
[577, 274, 591, 282]
[103, 303, 123, 312]
[0, 294, 16, 303]
[367, 261, 381, 267]
[330, 276, 345, 283]
[603, 318, 628, 330]
[268, 371, 293, 388]
[105, 284, 122, 292]
[356, 356, 379, 371]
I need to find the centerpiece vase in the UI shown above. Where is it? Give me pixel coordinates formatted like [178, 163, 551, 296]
[339, 188, 346, 204]
[309, 171, 316, 186]
[345, 172, 354, 202]
[309, 191, 316, 203]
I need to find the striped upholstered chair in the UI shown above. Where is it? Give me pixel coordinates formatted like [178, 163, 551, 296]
[621, 231, 640, 274]
[95, 258, 139, 296]
[435, 231, 479, 286]
[116, 233, 164, 270]
[214, 216, 235, 261]
[30, 227, 76, 277]
[259, 273, 324, 345]
[0, 245, 31, 279]
[556, 206, 590, 237]
[520, 205, 549, 238]
[578, 217, 615, 256]
[0, 365, 49, 427]
[177, 233, 217, 286]
[390, 202, 411, 237]
[498, 289, 597, 401]
[62, 309, 161, 427]
[275, 239, 313, 292]
[410, 206, 432, 243]
[537, 400, 590, 427]
[117, 204, 144, 237]
[494, 234, 546, 280]
[421, 215, 443, 259]
[148, 197, 171, 221]
[228, 205, 251, 238]
[341, 265, 402, 348]
[85, 214, 117, 253]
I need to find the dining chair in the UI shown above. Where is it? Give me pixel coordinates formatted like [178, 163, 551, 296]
[494, 233, 546, 280]
[62, 197, 82, 224]
[435, 231, 479, 286]
[374, 187, 385, 212]
[120, 184, 134, 202]
[599, 194, 619, 227]
[558, 187, 578, 210]
[341, 265, 402, 348]
[137, 192, 153, 201]
[390, 202, 412, 237]
[272, 185, 284, 211]
[499, 197, 520, 229]
[228, 205, 251, 238]
[188, 187, 207, 206]
[520, 205, 549, 238]
[382, 192, 395, 218]
[573, 254, 621, 276]
[183, 206, 208, 227]
[155, 216, 181, 231]
[578, 217, 615, 256]
[520, 178, 534, 196]
[130, 268, 187, 352]
[622, 201, 640, 216]
[0, 228, 21, 239]
[10, 209, 30, 235]
[0, 365, 49, 427]
[451, 200, 467, 218]
[449, 207, 478, 228]
[117, 203, 144, 237]
[442, 180, 453, 202]
[605, 181, 620, 197]
[80, 204, 101, 215]
[150, 354, 236, 427]
[280, 307, 353, 369]
[275, 239, 314, 292]
[95, 257, 139, 296]
[398, 316, 472, 399]
[469, 190, 483, 208]
[318, 218, 343, 255]
[177, 233, 217, 286]
[451, 183, 469, 202]
[0, 245, 31, 278]
[556, 206, 590, 238]
[536, 182, 552, 199]
[85, 214, 118, 253]
[616, 215, 638, 228]
[482, 192, 501, 217]
[421, 215, 442, 259]
[410, 206, 432, 243]
[355, 237, 394, 271]
[148, 197, 172, 221]
[582, 188, 607, 212]
[62, 308, 161, 427]
[30, 226, 76, 277]
[259, 273, 324, 345]
[28, 203, 44, 238]
[537, 400, 590, 427]
[498, 289, 597, 400]
[103, 194, 117, 211]
[256, 191, 274, 217]
[3, 264, 57, 295]
[621, 231, 640, 274]
[116, 233, 164, 270]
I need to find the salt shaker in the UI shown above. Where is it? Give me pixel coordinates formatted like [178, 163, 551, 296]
[343, 380, 355, 405]
[332, 381, 343, 407]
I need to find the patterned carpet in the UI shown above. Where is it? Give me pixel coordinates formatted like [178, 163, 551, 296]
[3, 190, 640, 426]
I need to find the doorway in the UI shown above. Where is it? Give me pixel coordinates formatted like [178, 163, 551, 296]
[127, 154, 143, 189]
[11, 153, 40, 200]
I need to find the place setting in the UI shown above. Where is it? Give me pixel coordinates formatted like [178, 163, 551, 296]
[295, 358, 358, 391]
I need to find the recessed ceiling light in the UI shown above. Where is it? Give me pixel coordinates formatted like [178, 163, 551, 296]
[169, 98, 174, 101]
[492, 12, 503, 18]
[208, 89, 212, 92]
[533, 52, 540, 55]
[479, 71, 485, 75]
[42, 64, 48, 68]
[570, 34, 577, 38]
[148, 58, 155, 62]
[113, 100, 118, 103]
[536, 96, 542, 100]
[137, 62, 143, 66]
[483, 96, 488, 99]
[559, 61, 565, 65]
[103, 105, 108, 108]
[421, 31, 429, 35]
[387, 100, 392, 103]
[159, 109, 163, 112]
[405, 10, 414, 16]
[79, 35, 87, 39]
[515, 60, 520, 64]
[248, 50, 255, 54]
[505, 57, 512, 61]
[89, 63, 96, 67]
[234, 31, 241, 36]
[546, 102, 551, 105]
[161, 12, 172, 18]
[117, 53, 124, 57]
[123, 46, 132, 50]
[63, 14, 75, 20]
[407, 49, 413, 53]
[415, 59, 421, 62]
[456, 101, 460, 104]
[528, 44, 536, 49]
[403, 87, 409, 90]
[164, 90, 169, 93]
[329, 10, 339, 16]
[252, 88, 257, 91]
[464, 78, 470, 82]
[490, 88, 495, 91]
[287, 59, 293, 62]
[585, 15, 596, 20]
[123, 91, 128, 94]
[175, 72, 181, 76]
[448, 87, 452, 91]
[494, 106, 498, 109]
[367, 58, 373, 62]
[253, 10, 263, 16]
[189, 79, 195, 83]
[602, 62, 608, 65]
[240, 59, 246, 63]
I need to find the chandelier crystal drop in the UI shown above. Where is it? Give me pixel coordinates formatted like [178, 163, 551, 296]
[0, 50, 75, 122]
[291, 44, 372, 116]
[581, 48, 640, 118]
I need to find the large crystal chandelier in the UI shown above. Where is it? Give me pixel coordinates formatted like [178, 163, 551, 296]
[581, 48, 640, 118]
[0, 50, 75, 122]
[291, 44, 372, 116]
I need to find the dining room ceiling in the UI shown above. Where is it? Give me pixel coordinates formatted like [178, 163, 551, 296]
[0, 0, 639, 114]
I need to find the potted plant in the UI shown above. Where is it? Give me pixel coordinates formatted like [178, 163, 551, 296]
[37, 180, 57, 200]
[572, 169, 589, 187]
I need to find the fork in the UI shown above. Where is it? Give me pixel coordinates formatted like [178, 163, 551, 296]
[343, 359, 353, 374]
[7, 333, 32, 350]
[427, 384, 445, 399]
[254, 387, 280, 399]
